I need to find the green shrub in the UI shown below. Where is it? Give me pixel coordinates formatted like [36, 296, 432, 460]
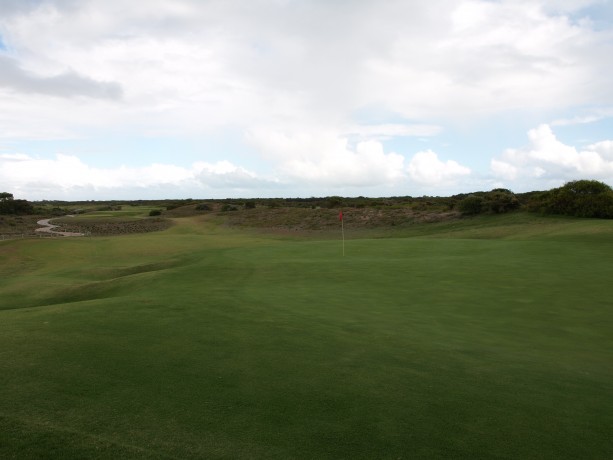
[0, 193, 33, 215]
[544, 180, 613, 218]
[458, 195, 484, 215]
[149, 209, 162, 216]
[325, 196, 343, 209]
[484, 189, 520, 214]
[457, 189, 519, 215]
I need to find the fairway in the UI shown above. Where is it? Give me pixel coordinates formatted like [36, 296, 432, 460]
[1, 215, 612, 459]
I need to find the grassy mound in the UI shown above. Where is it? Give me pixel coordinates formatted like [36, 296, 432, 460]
[54, 216, 172, 236]
[219, 205, 460, 233]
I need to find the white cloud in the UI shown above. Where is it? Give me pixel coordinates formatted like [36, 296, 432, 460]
[1, 0, 611, 137]
[0, 55, 122, 99]
[551, 107, 613, 126]
[193, 160, 272, 189]
[551, 115, 603, 126]
[1, 145, 479, 200]
[246, 128, 406, 188]
[0, 1, 611, 198]
[361, 1, 613, 118]
[491, 124, 613, 187]
[407, 150, 471, 186]
[491, 159, 519, 181]
[344, 123, 442, 140]
[0, 153, 270, 200]
[589, 140, 613, 160]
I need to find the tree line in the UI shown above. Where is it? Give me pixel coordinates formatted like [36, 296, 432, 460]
[3, 179, 613, 219]
[456, 180, 613, 218]
[0, 192, 33, 215]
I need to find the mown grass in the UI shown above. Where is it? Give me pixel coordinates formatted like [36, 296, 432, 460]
[0, 213, 612, 458]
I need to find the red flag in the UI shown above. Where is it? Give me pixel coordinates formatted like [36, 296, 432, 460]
[339, 211, 343, 221]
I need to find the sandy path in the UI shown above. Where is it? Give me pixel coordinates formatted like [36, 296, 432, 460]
[36, 217, 85, 237]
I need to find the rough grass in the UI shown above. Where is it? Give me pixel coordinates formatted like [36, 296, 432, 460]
[1, 205, 172, 237]
[0, 213, 612, 458]
[220, 205, 460, 233]
[54, 216, 173, 236]
[0, 215, 43, 236]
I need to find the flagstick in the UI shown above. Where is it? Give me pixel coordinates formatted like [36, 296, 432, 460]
[341, 213, 345, 257]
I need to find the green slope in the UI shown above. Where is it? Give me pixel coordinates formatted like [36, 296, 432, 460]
[1, 214, 612, 458]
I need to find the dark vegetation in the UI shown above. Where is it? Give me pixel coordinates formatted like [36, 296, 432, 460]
[2, 179, 613, 236]
[0, 192, 33, 215]
[526, 179, 613, 218]
[54, 216, 173, 236]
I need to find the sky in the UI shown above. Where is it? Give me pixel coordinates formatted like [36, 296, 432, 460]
[1, 0, 613, 201]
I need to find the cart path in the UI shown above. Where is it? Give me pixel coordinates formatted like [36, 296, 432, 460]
[36, 217, 85, 237]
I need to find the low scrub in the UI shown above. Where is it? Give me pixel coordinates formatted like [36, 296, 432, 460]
[457, 189, 519, 215]
[540, 180, 613, 218]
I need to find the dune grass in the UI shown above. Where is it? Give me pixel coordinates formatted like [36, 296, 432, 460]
[1, 213, 612, 458]
[67, 205, 162, 219]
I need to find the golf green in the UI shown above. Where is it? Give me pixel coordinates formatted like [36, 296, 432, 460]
[1, 215, 612, 458]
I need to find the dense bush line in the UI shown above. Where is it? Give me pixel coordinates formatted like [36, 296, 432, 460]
[0, 192, 33, 215]
[457, 189, 520, 215]
[4, 179, 613, 220]
[531, 180, 613, 218]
